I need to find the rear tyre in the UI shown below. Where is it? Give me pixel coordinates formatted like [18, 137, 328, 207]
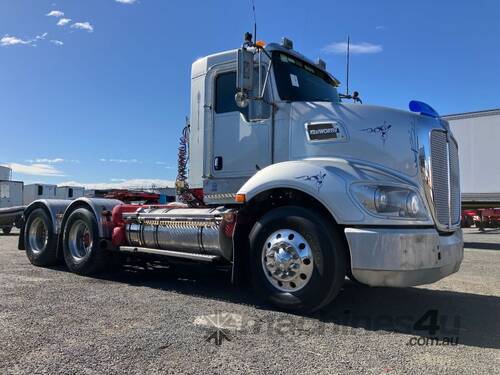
[249, 206, 346, 313]
[2, 227, 12, 235]
[63, 208, 108, 275]
[24, 208, 58, 266]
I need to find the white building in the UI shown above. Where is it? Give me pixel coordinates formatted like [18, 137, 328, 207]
[0, 180, 23, 208]
[0, 166, 12, 181]
[56, 186, 85, 200]
[23, 184, 56, 205]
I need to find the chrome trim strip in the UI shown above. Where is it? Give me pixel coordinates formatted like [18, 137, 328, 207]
[118, 246, 220, 262]
[446, 136, 452, 228]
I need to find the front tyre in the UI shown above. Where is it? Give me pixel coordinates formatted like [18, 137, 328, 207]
[2, 227, 12, 235]
[249, 206, 346, 313]
[63, 208, 108, 275]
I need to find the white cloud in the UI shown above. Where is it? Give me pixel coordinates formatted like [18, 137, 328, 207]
[1, 35, 31, 46]
[57, 18, 71, 26]
[71, 22, 94, 32]
[1, 33, 47, 47]
[46, 10, 64, 17]
[25, 158, 66, 164]
[59, 179, 175, 190]
[375, 25, 386, 30]
[2, 163, 65, 177]
[50, 40, 64, 46]
[154, 161, 174, 168]
[322, 41, 383, 55]
[100, 158, 140, 163]
[115, 0, 137, 4]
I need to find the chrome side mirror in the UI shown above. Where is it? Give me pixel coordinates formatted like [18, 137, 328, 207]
[236, 48, 254, 92]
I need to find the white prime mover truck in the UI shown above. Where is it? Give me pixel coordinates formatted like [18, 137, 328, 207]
[17, 36, 463, 312]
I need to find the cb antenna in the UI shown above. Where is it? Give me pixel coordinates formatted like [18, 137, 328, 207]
[345, 35, 350, 95]
[251, 0, 257, 42]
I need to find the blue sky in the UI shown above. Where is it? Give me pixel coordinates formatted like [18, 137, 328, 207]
[1, 0, 499, 188]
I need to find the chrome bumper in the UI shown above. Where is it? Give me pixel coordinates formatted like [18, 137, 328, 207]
[344, 227, 463, 287]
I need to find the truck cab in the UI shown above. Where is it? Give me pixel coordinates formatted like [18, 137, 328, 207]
[18, 36, 463, 313]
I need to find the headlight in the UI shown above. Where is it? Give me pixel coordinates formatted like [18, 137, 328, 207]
[351, 184, 429, 220]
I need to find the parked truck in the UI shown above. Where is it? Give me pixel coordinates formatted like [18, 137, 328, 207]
[17, 35, 463, 312]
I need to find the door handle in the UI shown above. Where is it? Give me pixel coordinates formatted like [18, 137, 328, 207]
[214, 156, 223, 171]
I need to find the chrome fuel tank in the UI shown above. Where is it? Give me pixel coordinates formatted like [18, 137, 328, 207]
[124, 207, 233, 261]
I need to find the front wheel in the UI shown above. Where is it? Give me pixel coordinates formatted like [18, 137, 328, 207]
[63, 208, 108, 275]
[2, 227, 12, 235]
[249, 206, 346, 313]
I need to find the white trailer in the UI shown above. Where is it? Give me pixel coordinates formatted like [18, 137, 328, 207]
[56, 186, 85, 200]
[443, 109, 500, 207]
[23, 184, 56, 205]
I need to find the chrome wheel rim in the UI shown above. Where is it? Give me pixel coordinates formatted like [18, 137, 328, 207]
[261, 229, 314, 292]
[28, 217, 48, 254]
[68, 220, 93, 262]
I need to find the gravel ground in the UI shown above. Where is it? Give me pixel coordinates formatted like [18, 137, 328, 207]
[0, 228, 499, 374]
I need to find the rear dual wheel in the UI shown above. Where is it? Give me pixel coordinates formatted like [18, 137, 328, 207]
[24, 207, 109, 275]
[25, 208, 58, 266]
[249, 206, 346, 313]
[63, 208, 108, 275]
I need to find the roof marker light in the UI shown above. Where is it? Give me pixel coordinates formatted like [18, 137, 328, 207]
[409, 100, 439, 118]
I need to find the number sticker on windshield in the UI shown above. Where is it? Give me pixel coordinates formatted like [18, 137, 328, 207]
[290, 74, 299, 87]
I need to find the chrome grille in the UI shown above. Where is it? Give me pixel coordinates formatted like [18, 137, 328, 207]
[449, 138, 461, 225]
[430, 130, 461, 229]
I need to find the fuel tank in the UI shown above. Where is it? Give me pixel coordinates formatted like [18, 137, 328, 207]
[122, 207, 235, 261]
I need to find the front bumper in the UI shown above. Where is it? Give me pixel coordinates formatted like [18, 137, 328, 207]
[344, 227, 463, 287]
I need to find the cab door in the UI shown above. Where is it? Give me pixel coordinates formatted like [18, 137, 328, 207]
[210, 70, 272, 179]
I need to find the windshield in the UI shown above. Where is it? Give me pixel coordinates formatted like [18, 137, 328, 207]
[272, 52, 340, 103]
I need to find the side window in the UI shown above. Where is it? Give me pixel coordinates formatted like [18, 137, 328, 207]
[68, 188, 73, 198]
[215, 72, 248, 117]
[37, 185, 43, 196]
